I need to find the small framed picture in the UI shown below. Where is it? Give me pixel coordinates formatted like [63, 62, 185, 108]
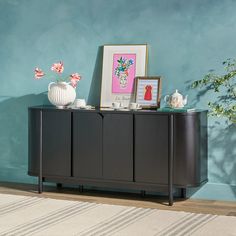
[135, 76, 162, 109]
[100, 44, 147, 107]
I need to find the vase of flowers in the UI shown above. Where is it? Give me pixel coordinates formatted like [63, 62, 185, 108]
[114, 57, 134, 88]
[34, 61, 81, 108]
[47, 81, 76, 109]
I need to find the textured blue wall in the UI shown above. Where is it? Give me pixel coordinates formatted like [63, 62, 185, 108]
[0, 0, 235, 200]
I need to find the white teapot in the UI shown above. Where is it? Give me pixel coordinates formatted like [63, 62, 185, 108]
[164, 90, 188, 108]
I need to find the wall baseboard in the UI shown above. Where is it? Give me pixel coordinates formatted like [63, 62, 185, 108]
[188, 182, 236, 202]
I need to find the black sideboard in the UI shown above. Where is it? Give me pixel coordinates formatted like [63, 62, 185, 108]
[28, 106, 208, 205]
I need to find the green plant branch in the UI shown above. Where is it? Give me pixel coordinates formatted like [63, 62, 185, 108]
[192, 58, 236, 123]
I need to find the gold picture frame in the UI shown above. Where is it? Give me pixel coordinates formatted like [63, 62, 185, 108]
[135, 76, 162, 109]
[100, 44, 148, 108]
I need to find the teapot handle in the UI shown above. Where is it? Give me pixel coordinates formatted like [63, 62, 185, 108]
[164, 95, 170, 103]
[48, 82, 55, 91]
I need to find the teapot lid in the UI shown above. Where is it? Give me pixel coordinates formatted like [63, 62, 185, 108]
[172, 89, 182, 97]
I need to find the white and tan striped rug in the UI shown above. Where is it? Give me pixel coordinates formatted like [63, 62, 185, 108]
[0, 193, 235, 236]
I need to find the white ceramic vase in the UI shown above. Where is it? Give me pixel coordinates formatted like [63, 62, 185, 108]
[48, 82, 76, 109]
[118, 71, 128, 88]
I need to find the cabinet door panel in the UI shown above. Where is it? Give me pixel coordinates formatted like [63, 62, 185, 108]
[42, 111, 71, 177]
[103, 114, 133, 181]
[28, 109, 40, 175]
[135, 114, 169, 184]
[73, 112, 102, 178]
[173, 113, 208, 186]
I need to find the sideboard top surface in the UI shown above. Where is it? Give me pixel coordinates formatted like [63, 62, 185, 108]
[29, 106, 207, 116]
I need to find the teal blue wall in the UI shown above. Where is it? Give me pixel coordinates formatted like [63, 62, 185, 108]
[0, 0, 235, 201]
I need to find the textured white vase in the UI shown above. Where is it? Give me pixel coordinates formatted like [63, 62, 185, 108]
[48, 82, 76, 109]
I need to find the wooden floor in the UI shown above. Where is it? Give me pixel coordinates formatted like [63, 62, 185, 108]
[0, 182, 235, 216]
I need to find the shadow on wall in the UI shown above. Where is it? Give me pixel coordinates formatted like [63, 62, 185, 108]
[208, 122, 236, 195]
[0, 93, 49, 183]
[188, 121, 236, 200]
[87, 46, 103, 107]
[185, 81, 236, 198]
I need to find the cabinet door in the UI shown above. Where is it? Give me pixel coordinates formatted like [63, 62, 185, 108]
[73, 112, 102, 179]
[173, 113, 208, 186]
[135, 114, 169, 184]
[28, 109, 41, 175]
[42, 111, 71, 177]
[103, 114, 133, 181]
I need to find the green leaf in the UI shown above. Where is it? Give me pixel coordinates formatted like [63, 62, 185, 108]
[192, 58, 236, 123]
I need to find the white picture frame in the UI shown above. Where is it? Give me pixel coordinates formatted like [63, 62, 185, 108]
[100, 44, 147, 107]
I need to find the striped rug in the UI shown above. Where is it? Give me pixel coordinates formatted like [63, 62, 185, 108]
[0, 193, 235, 236]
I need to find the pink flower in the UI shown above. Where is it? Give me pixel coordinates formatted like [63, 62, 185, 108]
[34, 67, 45, 79]
[34, 62, 82, 88]
[70, 73, 81, 81]
[70, 73, 81, 88]
[51, 61, 64, 73]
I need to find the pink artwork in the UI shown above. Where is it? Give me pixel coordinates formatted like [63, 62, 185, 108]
[112, 54, 136, 93]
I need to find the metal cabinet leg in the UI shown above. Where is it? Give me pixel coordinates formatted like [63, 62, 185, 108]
[38, 109, 43, 194]
[168, 114, 174, 206]
[168, 187, 173, 206]
[79, 185, 84, 193]
[57, 183, 62, 189]
[181, 188, 187, 199]
[38, 176, 43, 194]
[141, 190, 146, 197]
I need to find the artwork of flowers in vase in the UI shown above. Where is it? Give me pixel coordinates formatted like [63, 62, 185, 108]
[112, 54, 136, 93]
[100, 44, 147, 107]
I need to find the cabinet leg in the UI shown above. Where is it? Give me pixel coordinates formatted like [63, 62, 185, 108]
[57, 183, 62, 189]
[38, 109, 43, 194]
[141, 190, 146, 197]
[168, 114, 174, 206]
[181, 188, 187, 199]
[168, 190, 173, 206]
[79, 185, 84, 193]
[38, 176, 43, 194]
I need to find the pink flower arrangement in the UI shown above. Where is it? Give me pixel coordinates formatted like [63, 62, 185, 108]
[70, 73, 81, 87]
[51, 61, 64, 73]
[34, 68, 45, 79]
[34, 61, 81, 88]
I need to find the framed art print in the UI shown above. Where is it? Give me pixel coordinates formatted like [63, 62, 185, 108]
[100, 44, 147, 107]
[135, 76, 162, 109]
